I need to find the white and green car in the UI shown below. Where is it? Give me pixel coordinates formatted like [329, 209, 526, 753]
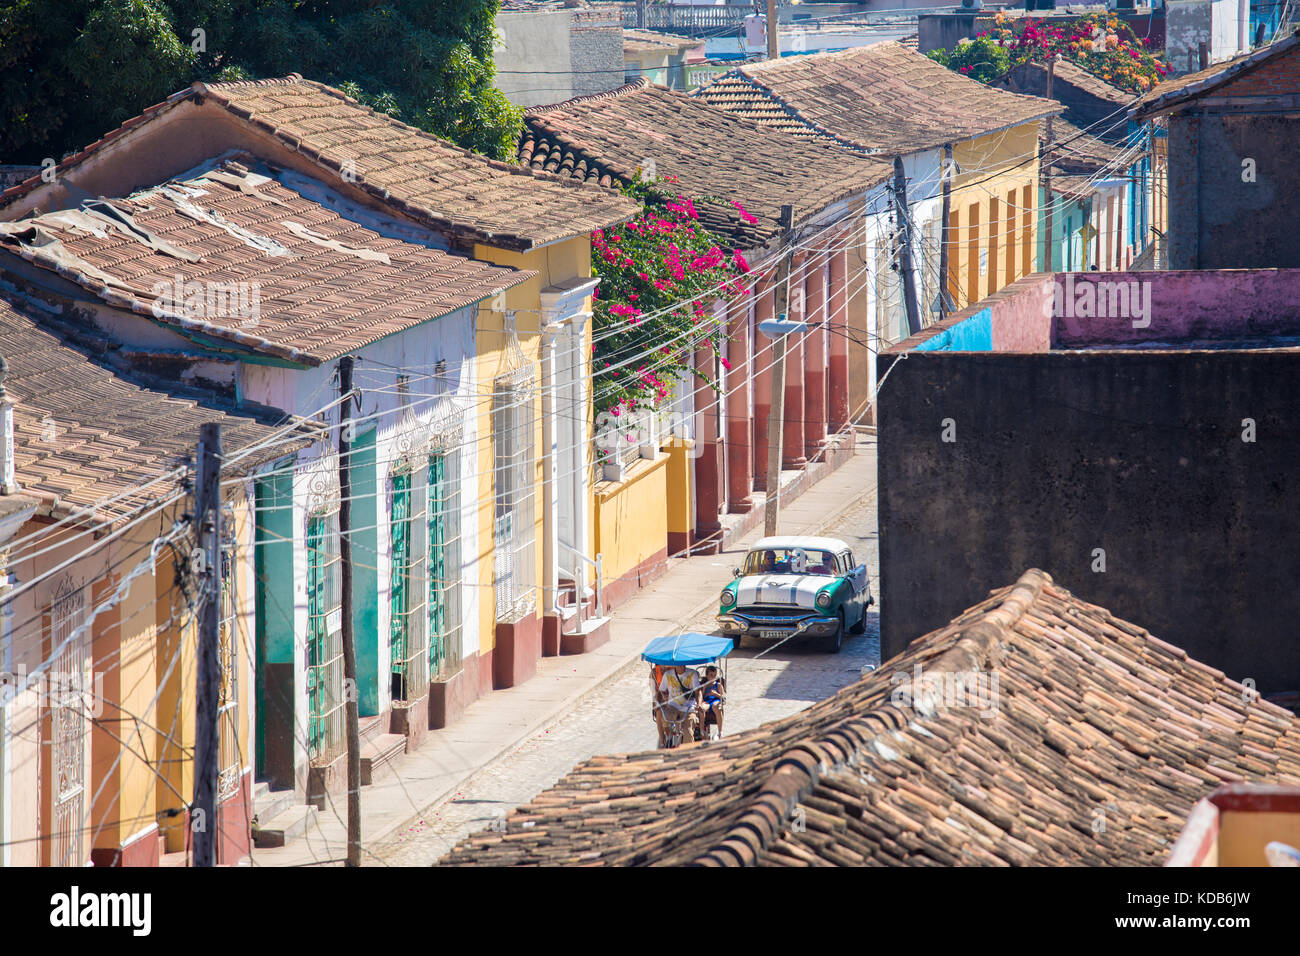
[716, 536, 873, 653]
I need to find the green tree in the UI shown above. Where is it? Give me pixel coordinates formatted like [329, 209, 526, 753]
[926, 36, 1012, 85]
[0, 0, 522, 165]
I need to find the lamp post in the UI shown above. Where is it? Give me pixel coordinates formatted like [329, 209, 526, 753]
[759, 317, 808, 536]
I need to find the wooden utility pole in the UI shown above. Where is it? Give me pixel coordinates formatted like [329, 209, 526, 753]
[891, 156, 922, 336]
[337, 355, 362, 868]
[764, 205, 796, 537]
[766, 0, 779, 60]
[939, 143, 953, 319]
[1042, 55, 1056, 272]
[192, 422, 221, 868]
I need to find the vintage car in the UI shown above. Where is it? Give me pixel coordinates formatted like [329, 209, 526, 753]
[715, 535, 872, 653]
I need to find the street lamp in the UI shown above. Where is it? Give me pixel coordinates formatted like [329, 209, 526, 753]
[759, 317, 808, 536]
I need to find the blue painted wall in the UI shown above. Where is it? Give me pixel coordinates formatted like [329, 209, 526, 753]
[915, 307, 994, 352]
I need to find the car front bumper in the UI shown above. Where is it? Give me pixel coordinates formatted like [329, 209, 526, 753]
[716, 610, 840, 637]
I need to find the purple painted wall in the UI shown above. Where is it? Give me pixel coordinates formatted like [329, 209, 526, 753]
[887, 270, 1300, 356]
[1052, 270, 1300, 348]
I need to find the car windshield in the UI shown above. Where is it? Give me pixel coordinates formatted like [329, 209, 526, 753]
[743, 548, 837, 575]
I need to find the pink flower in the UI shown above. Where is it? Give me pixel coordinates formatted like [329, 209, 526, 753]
[731, 201, 759, 225]
[721, 357, 732, 371]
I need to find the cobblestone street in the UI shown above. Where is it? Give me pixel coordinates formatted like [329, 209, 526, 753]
[374, 482, 879, 866]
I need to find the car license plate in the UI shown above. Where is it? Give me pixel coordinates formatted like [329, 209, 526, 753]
[761, 630, 785, 640]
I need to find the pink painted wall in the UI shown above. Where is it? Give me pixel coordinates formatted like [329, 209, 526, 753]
[991, 274, 1055, 352]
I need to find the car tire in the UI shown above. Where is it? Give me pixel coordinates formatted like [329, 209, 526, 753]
[820, 610, 845, 653]
[850, 605, 867, 635]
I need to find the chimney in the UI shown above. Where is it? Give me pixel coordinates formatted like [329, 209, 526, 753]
[0, 354, 18, 495]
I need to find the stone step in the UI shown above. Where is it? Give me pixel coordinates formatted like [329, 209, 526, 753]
[360, 733, 407, 786]
[358, 714, 388, 747]
[252, 783, 295, 825]
[560, 615, 611, 656]
[252, 804, 318, 849]
[159, 849, 189, 868]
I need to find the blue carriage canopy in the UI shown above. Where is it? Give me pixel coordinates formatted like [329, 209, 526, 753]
[641, 633, 734, 666]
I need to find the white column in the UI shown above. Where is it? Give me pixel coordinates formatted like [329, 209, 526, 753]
[569, 315, 591, 593]
[540, 323, 561, 615]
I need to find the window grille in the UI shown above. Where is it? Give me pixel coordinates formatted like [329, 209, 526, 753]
[217, 539, 240, 802]
[305, 509, 344, 763]
[428, 448, 463, 676]
[389, 467, 426, 701]
[493, 377, 536, 622]
[48, 585, 86, 866]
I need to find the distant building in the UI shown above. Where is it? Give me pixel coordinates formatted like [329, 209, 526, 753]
[876, 267, 1300, 695]
[495, 3, 624, 108]
[994, 59, 1159, 272]
[1132, 30, 1300, 269]
[1167, 784, 1300, 866]
[623, 29, 702, 89]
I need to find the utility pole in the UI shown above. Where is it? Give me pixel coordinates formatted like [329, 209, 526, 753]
[891, 156, 922, 336]
[337, 355, 362, 868]
[766, 0, 779, 60]
[636, 0, 646, 29]
[764, 205, 797, 537]
[1042, 55, 1056, 272]
[192, 422, 221, 867]
[939, 143, 953, 319]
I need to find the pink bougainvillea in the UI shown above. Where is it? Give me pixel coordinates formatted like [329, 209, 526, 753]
[591, 181, 753, 415]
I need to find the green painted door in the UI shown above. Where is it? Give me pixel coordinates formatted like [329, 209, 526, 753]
[389, 469, 415, 699]
[351, 428, 380, 715]
[428, 454, 446, 676]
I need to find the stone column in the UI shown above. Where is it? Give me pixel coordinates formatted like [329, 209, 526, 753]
[828, 243, 850, 431]
[752, 275, 775, 491]
[782, 253, 807, 471]
[725, 294, 754, 513]
[693, 337, 722, 548]
[804, 251, 828, 456]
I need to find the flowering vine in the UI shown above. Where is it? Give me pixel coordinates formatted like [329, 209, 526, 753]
[929, 12, 1170, 94]
[591, 177, 752, 418]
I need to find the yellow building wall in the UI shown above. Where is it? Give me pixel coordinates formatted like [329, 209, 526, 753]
[99, 518, 162, 855]
[949, 122, 1042, 310]
[1218, 810, 1300, 866]
[471, 237, 594, 660]
[594, 454, 669, 584]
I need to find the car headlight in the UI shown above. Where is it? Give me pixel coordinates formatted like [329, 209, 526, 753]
[815, 590, 832, 608]
[720, 589, 736, 607]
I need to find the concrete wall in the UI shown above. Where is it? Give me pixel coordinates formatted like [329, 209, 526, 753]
[1165, 45, 1300, 269]
[495, 10, 623, 109]
[876, 345, 1300, 694]
[1167, 0, 1246, 74]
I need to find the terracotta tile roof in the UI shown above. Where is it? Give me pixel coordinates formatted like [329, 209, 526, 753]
[1, 76, 640, 251]
[1049, 116, 1127, 171]
[1133, 29, 1300, 119]
[440, 569, 1300, 866]
[0, 159, 534, 366]
[624, 29, 698, 54]
[695, 42, 1062, 156]
[0, 290, 307, 521]
[994, 59, 1134, 143]
[518, 80, 894, 246]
